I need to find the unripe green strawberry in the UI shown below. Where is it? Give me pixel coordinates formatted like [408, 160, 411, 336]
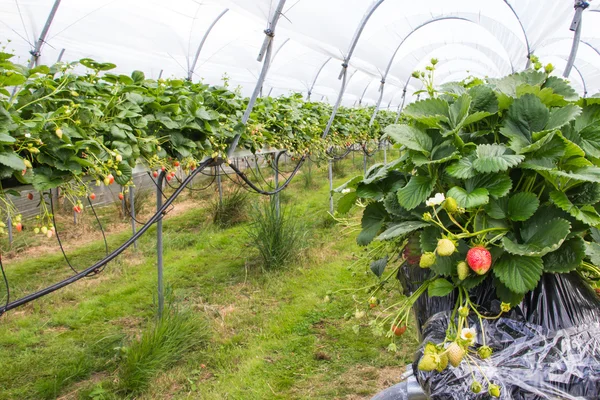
[436, 353, 448, 372]
[457, 261, 469, 280]
[458, 306, 469, 318]
[478, 345, 493, 360]
[471, 381, 483, 394]
[447, 342, 465, 367]
[420, 252, 436, 269]
[489, 384, 501, 398]
[417, 354, 437, 372]
[466, 246, 492, 275]
[403, 233, 421, 266]
[443, 197, 458, 213]
[436, 239, 456, 256]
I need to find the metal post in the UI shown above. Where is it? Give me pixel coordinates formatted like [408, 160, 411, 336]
[363, 152, 368, 175]
[7, 217, 12, 248]
[156, 172, 166, 319]
[274, 151, 285, 217]
[215, 166, 223, 205]
[130, 186, 137, 249]
[73, 209, 77, 225]
[188, 8, 229, 81]
[121, 186, 126, 216]
[158, 70, 164, 80]
[503, 0, 532, 70]
[56, 48, 65, 63]
[307, 57, 332, 101]
[322, 0, 385, 139]
[28, 0, 62, 68]
[384, 143, 387, 164]
[328, 159, 334, 214]
[228, 0, 287, 159]
[564, 1, 589, 78]
[359, 80, 372, 107]
[572, 63, 588, 97]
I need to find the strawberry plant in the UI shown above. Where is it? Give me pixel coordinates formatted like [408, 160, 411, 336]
[338, 60, 600, 396]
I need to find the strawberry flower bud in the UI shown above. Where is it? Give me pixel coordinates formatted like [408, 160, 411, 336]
[471, 381, 483, 394]
[458, 306, 469, 318]
[478, 345, 493, 359]
[501, 302, 511, 313]
[489, 384, 501, 398]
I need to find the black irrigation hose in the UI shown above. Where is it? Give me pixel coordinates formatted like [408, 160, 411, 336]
[228, 156, 305, 196]
[327, 146, 352, 161]
[87, 196, 109, 273]
[0, 159, 212, 316]
[0, 257, 9, 309]
[49, 193, 79, 275]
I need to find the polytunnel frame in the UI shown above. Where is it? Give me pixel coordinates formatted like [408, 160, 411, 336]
[368, 15, 516, 126]
[307, 57, 332, 101]
[187, 8, 230, 81]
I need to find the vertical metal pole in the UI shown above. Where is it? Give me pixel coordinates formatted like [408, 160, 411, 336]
[28, 0, 62, 68]
[188, 8, 229, 81]
[7, 217, 12, 248]
[73, 209, 77, 225]
[363, 152, 367, 175]
[227, 0, 287, 158]
[215, 166, 223, 205]
[130, 186, 137, 249]
[564, 1, 588, 78]
[328, 159, 334, 214]
[307, 57, 332, 101]
[384, 143, 387, 164]
[56, 48, 65, 63]
[156, 172, 166, 319]
[158, 70, 164, 80]
[121, 186, 126, 216]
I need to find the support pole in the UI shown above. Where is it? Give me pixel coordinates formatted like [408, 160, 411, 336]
[307, 57, 332, 101]
[274, 151, 285, 217]
[28, 0, 62, 68]
[228, 0, 287, 158]
[56, 48, 65, 63]
[328, 159, 334, 214]
[156, 172, 166, 319]
[130, 186, 137, 249]
[384, 143, 387, 164]
[503, 0, 532, 70]
[322, 0, 385, 139]
[215, 166, 223, 205]
[564, 1, 589, 78]
[188, 8, 229, 81]
[363, 152, 367, 175]
[7, 217, 12, 248]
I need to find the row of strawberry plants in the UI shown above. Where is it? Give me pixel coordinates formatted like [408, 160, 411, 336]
[0, 52, 393, 230]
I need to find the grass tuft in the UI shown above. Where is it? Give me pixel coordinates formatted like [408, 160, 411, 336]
[117, 304, 209, 395]
[247, 200, 307, 270]
[210, 189, 248, 228]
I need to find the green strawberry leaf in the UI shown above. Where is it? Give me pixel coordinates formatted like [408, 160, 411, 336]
[402, 98, 449, 127]
[585, 241, 600, 265]
[507, 192, 539, 221]
[370, 257, 388, 278]
[446, 155, 477, 179]
[502, 218, 571, 257]
[545, 104, 581, 130]
[337, 191, 357, 214]
[493, 253, 543, 294]
[357, 202, 388, 246]
[542, 237, 585, 273]
[447, 187, 489, 209]
[428, 278, 455, 297]
[397, 175, 435, 211]
[383, 125, 432, 154]
[499, 93, 549, 151]
[494, 277, 525, 307]
[377, 221, 430, 241]
[472, 144, 524, 173]
[549, 191, 600, 226]
[466, 174, 512, 199]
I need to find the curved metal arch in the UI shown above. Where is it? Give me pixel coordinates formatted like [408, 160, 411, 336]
[322, 0, 385, 139]
[502, 1, 533, 69]
[188, 8, 229, 81]
[307, 57, 332, 101]
[370, 16, 511, 125]
[571, 63, 588, 97]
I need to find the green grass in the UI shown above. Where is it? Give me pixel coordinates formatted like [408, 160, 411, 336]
[0, 154, 418, 400]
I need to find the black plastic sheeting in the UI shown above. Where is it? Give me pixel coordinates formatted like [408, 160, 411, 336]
[386, 265, 600, 399]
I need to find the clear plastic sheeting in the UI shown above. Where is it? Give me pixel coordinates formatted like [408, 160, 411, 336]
[2, 0, 600, 103]
[392, 261, 600, 400]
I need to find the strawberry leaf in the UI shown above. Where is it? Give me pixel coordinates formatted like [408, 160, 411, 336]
[396, 175, 435, 211]
[472, 144, 524, 173]
[493, 254, 543, 294]
[376, 221, 430, 241]
[383, 125, 432, 154]
[507, 192, 539, 221]
[447, 187, 489, 209]
[502, 218, 571, 257]
[370, 257, 388, 278]
[357, 202, 388, 246]
[542, 237, 585, 273]
[549, 191, 600, 226]
[428, 278, 454, 297]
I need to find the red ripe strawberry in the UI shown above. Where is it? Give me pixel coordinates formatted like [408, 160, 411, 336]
[27, 193, 34, 200]
[166, 175, 173, 181]
[153, 171, 159, 178]
[73, 206, 81, 213]
[392, 324, 406, 336]
[174, 161, 180, 167]
[161, 166, 166, 171]
[466, 246, 492, 275]
[15, 222, 22, 232]
[595, 288, 600, 298]
[118, 193, 124, 201]
[89, 193, 96, 200]
[107, 174, 115, 185]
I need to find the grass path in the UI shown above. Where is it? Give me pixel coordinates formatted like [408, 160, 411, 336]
[0, 155, 418, 399]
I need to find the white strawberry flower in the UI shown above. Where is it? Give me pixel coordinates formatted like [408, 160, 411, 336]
[426, 193, 445, 207]
[24, 133, 31, 138]
[341, 188, 351, 194]
[460, 327, 477, 345]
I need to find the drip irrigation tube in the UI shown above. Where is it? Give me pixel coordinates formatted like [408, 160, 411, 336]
[0, 159, 212, 316]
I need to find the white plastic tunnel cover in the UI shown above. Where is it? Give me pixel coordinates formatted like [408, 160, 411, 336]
[2, 0, 600, 103]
